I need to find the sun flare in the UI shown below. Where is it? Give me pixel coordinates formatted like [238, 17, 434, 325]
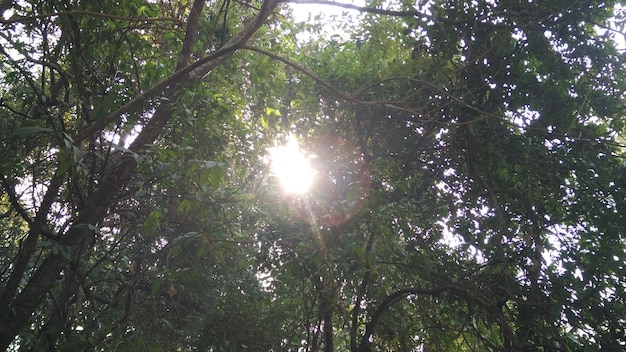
[268, 136, 316, 194]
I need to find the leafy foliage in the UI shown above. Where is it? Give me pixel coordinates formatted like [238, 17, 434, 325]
[0, 0, 625, 351]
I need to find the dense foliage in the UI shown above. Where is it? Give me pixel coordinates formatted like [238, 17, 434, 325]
[1, 0, 625, 351]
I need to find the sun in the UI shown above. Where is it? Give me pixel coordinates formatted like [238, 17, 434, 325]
[268, 135, 316, 194]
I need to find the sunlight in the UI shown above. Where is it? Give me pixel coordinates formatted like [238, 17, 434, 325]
[268, 135, 316, 194]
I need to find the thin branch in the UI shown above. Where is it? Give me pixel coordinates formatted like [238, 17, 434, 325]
[0, 43, 41, 98]
[74, 0, 281, 144]
[288, 0, 423, 17]
[0, 167, 66, 324]
[286, 0, 514, 29]
[350, 230, 374, 352]
[0, 175, 33, 225]
[1, 10, 184, 25]
[241, 45, 502, 123]
[240, 45, 392, 106]
[73, 44, 232, 143]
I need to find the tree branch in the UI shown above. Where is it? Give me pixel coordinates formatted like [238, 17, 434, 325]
[241, 45, 501, 123]
[0, 167, 65, 324]
[358, 286, 452, 351]
[176, 0, 204, 70]
[350, 231, 374, 352]
[286, 0, 514, 29]
[357, 284, 515, 351]
[0, 1, 282, 348]
[288, 0, 422, 17]
[0, 174, 33, 226]
[240, 45, 393, 106]
[0, 10, 184, 25]
[74, 0, 281, 144]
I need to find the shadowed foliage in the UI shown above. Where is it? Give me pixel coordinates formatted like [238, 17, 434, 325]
[1, 0, 625, 351]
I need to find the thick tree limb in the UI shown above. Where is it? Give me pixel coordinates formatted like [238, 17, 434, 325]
[0, 0, 281, 348]
[177, 0, 204, 70]
[0, 169, 66, 325]
[74, 0, 281, 144]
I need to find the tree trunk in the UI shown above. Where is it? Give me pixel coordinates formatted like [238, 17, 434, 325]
[0, 0, 280, 348]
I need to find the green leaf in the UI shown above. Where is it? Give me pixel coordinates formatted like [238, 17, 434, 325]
[57, 160, 72, 176]
[264, 106, 281, 117]
[260, 115, 269, 129]
[150, 280, 162, 297]
[11, 126, 53, 136]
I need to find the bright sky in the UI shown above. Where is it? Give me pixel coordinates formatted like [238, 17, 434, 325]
[290, 1, 363, 22]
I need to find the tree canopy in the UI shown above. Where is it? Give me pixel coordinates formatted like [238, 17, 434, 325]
[1, 0, 625, 351]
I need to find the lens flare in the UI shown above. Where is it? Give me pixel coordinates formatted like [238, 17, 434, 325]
[268, 136, 316, 194]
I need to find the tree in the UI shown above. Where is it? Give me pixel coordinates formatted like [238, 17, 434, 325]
[1, 0, 625, 351]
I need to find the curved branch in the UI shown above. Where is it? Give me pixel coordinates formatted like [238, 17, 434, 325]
[241, 45, 501, 124]
[0, 175, 33, 225]
[358, 286, 452, 351]
[357, 284, 515, 351]
[240, 45, 393, 106]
